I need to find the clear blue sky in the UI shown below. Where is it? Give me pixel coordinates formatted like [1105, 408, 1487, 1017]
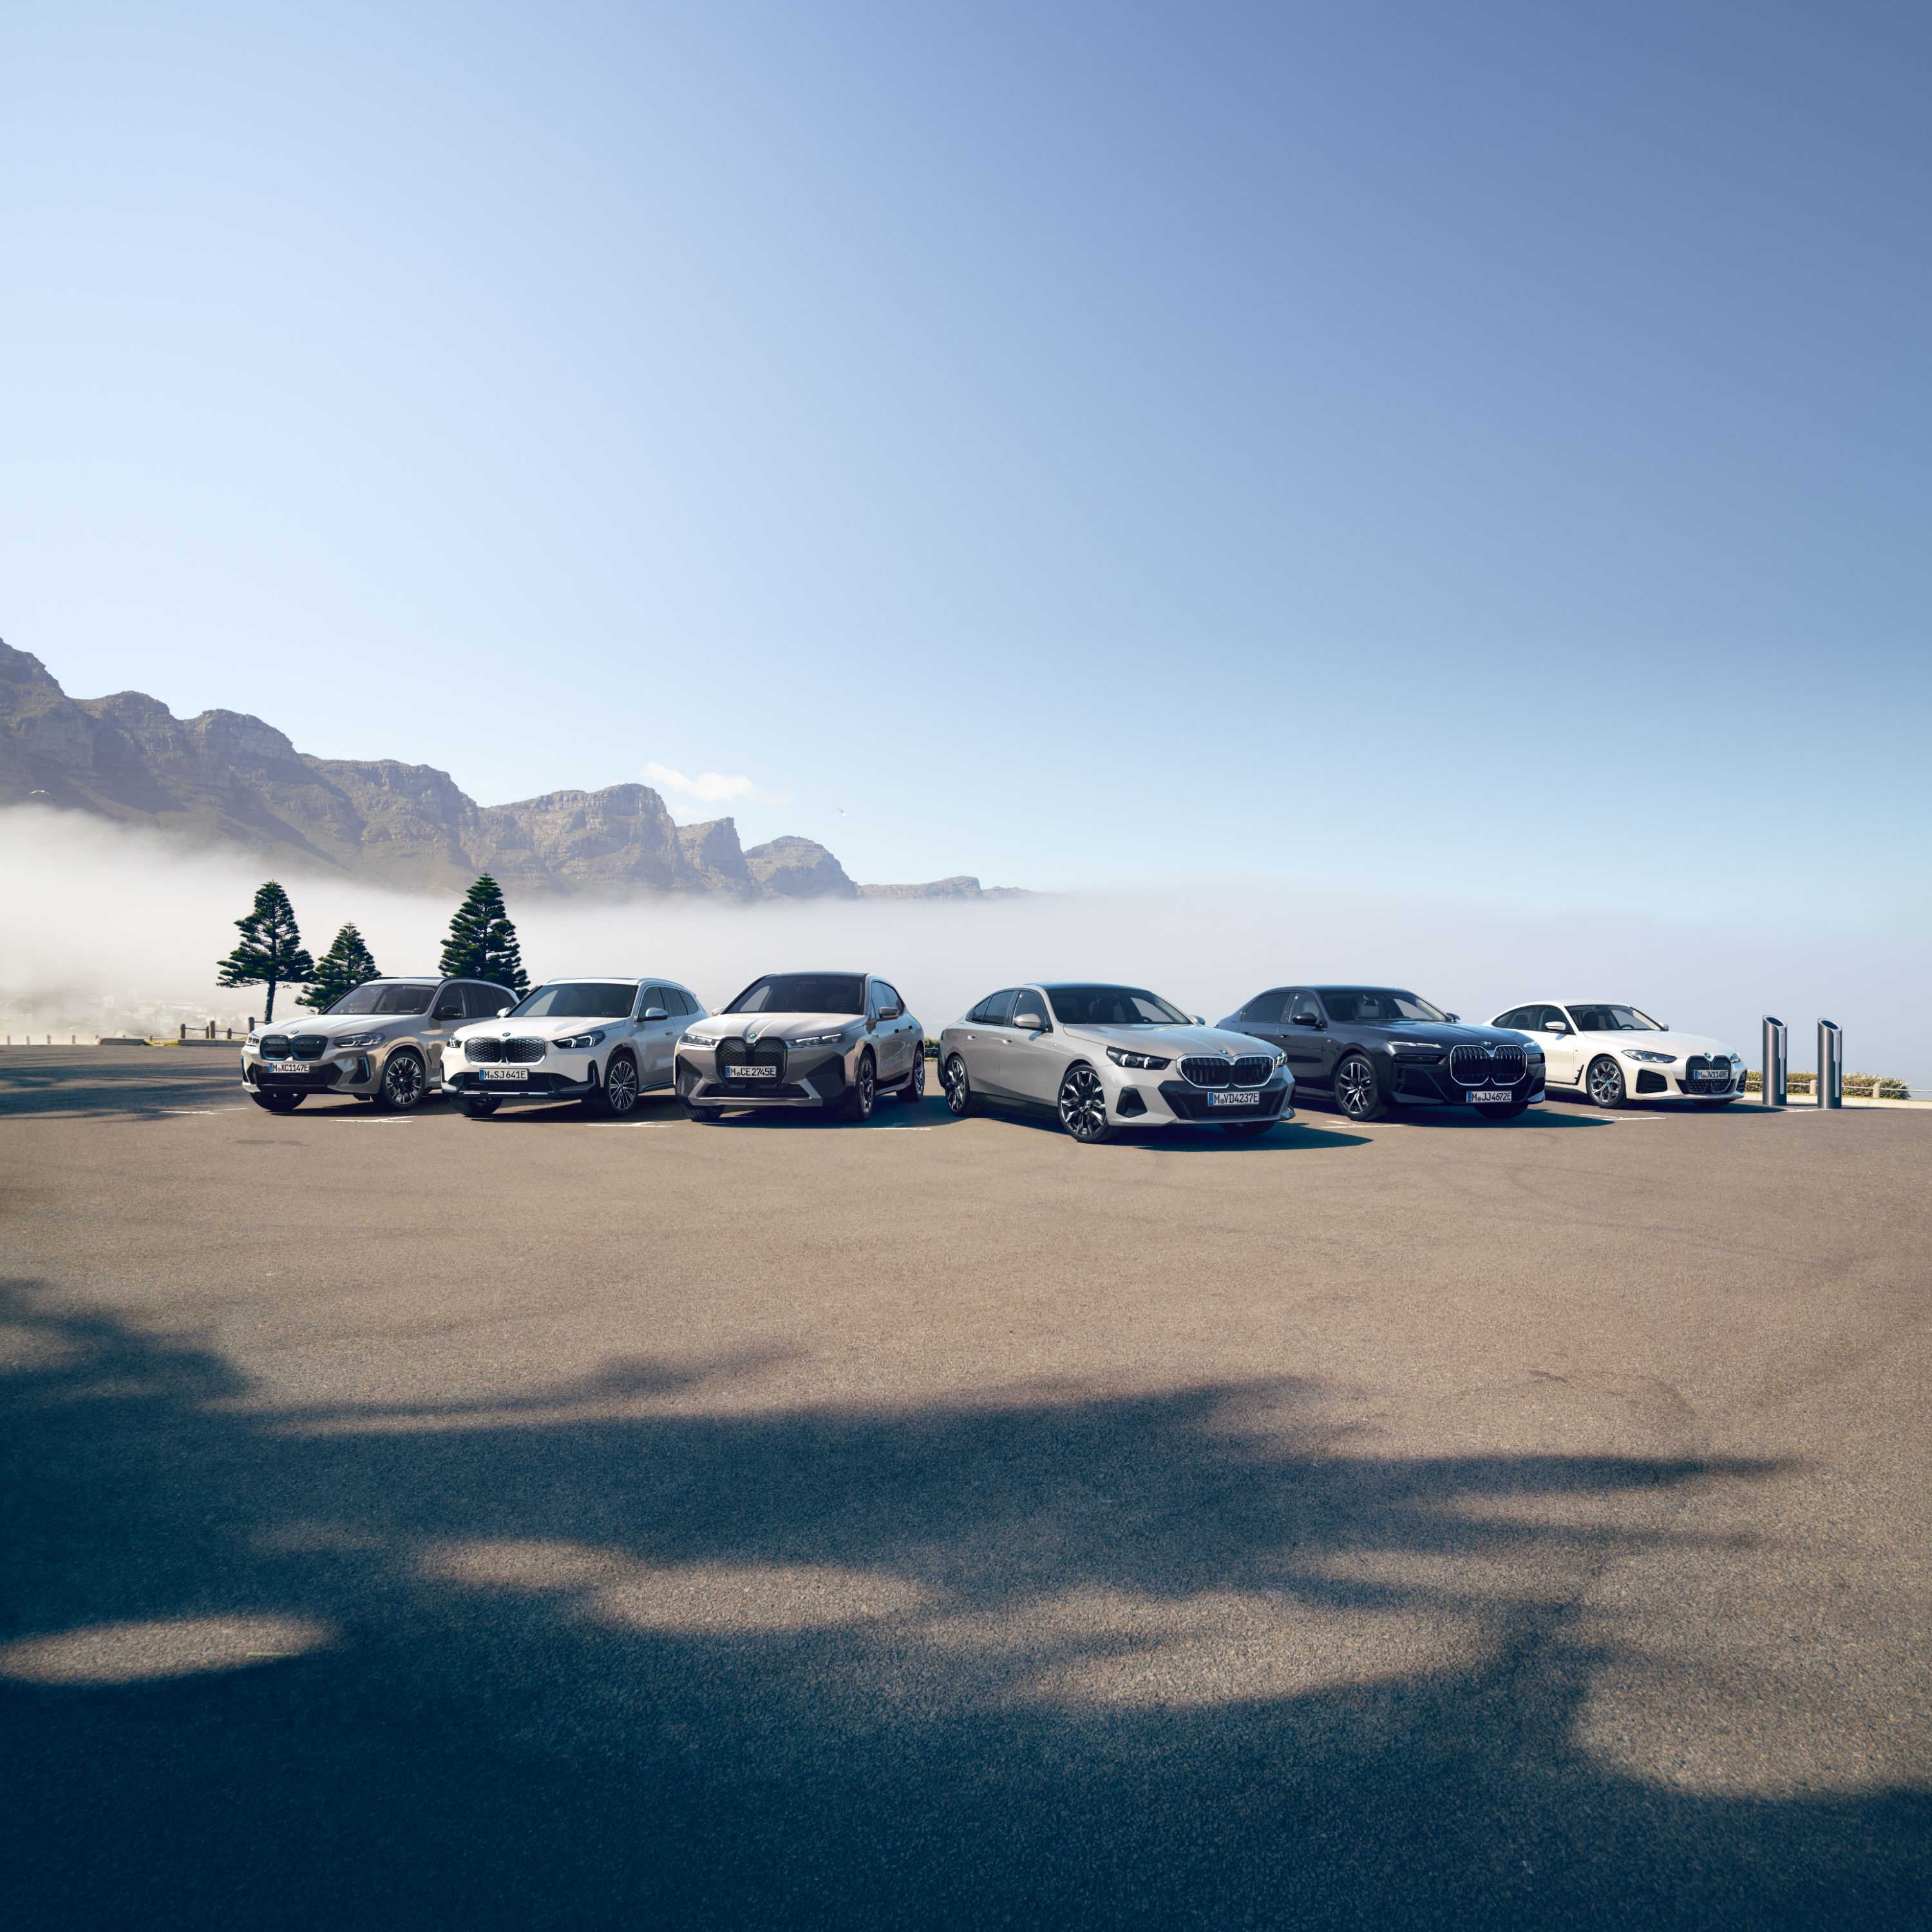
[2, 2, 1926, 908]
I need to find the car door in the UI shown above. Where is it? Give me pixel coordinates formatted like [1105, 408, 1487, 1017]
[1231, 987, 1291, 1050]
[870, 980, 913, 1085]
[1281, 990, 1332, 1086]
[1002, 987, 1063, 1103]
[956, 990, 1018, 1096]
[636, 985, 679, 1087]
[1539, 1004, 1585, 1084]
[424, 981, 468, 1076]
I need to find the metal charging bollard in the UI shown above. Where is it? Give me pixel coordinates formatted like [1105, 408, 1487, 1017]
[1761, 1016, 1787, 1107]
[1817, 1019, 1842, 1109]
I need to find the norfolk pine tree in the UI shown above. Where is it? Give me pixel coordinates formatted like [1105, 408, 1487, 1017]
[216, 882, 315, 1021]
[299, 923, 382, 1012]
[439, 874, 529, 994]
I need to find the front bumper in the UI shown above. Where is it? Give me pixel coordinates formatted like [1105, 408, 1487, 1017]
[1139, 1072, 1295, 1125]
[241, 1050, 375, 1094]
[445, 1065, 598, 1101]
[1389, 1057, 1546, 1108]
[677, 1043, 852, 1109]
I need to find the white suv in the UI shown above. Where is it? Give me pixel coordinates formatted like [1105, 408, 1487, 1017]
[444, 976, 708, 1119]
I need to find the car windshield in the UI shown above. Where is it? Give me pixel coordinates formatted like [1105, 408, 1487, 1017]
[325, 982, 434, 1016]
[1318, 988, 1449, 1025]
[1569, 1004, 1664, 1032]
[1045, 984, 1191, 1027]
[726, 973, 866, 1016]
[509, 982, 636, 1020]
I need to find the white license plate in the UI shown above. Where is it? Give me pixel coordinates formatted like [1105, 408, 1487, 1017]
[728, 1063, 778, 1080]
[1693, 1073, 1728, 1086]
[267, 1060, 303, 1074]
[1208, 1090, 1259, 1107]
[482, 1068, 528, 1082]
[1468, 1088, 1514, 1104]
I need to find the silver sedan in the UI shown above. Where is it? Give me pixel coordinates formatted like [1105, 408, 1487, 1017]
[938, 982, 1294, 1142]
[675, 971, 925, 1122]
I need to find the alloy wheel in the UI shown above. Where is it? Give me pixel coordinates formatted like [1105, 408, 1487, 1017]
[902, 1050, 926, 1103]
[604, 1056, 639, 1116]
[1587, 1056, 1626, 1109]
[942, 1054, 972, 1117]
[1058, 1065, 1110, 1142]
[381, 1052, 425, 1111]
[1334, 1054, 1379, 1121]
[842, 1054, 876, 1121]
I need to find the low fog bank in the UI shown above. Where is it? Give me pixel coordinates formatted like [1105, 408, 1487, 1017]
[3, 806, 1926, 1082]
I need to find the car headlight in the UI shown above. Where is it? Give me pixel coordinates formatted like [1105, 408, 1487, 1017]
[1622, 1048, 1676, 1063]
[553, 1029, 606, 1050]
[1390, 1043, 1445, 1061]
[1105, 1046, 1172, 1070]
[793, 1028, 856, 1050]
[336, 1032, 385, 1049]
[677, 1031, 717, 1050]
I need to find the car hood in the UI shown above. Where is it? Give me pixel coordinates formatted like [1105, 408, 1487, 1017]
[451, 1016, 624, 1043]
[258, 1012, 428, 1040]
[1065, 1022, 1280, 1061]
[685, 1012, 869, 1043]
[1567, 1030, 1736, 1059]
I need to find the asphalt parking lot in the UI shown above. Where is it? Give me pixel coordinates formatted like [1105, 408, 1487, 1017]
[3, 1046, 1928, 1929]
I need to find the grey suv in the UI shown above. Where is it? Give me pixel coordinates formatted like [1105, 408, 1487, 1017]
[241, 976, 516, 1113]
[675, 971, 925, 1122]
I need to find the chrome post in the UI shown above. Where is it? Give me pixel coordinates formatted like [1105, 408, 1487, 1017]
[1817, 1019, 1842, 1110]
[1761, 1016, 1787, 1107]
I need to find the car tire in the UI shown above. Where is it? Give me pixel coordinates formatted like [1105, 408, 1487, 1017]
[1474, 1101, 1530, 1120]
[1221, 1120, 1274, 1136]
[1057, 1065, 1112, 1143]
[460, 1095, 500, 1119]
[252, 1091, 303, 1113]
[840, 1052, 876, 1122]
[942, 1054, 974, 1117]
[374, 1050, 428, 1112]
[589, 1054, 640, 1118]
[1586, 1056, 1627, 1109]
[1333, 1052, 1388, 1123]
[900, 1050, 926, 1103]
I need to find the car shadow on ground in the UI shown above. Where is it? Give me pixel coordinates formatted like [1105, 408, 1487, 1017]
[964, 1108, 1370, 1152]
[3, 1287, 1923, 1931]
[1289, 1097, 1614, 1131]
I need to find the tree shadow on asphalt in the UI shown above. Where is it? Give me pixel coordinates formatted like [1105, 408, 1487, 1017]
[1, 1287, 1924, 1931]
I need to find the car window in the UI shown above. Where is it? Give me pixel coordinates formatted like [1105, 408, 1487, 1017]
[874, 981, 904, 1016]
[639, 985, 672, 1018]
[1533, 1005, 1568, 1030]
[726, 974, 866, 1015]
[432, 984, 467, 1019]
[661, 987, 693, 1016]
[509, 981, 638, 1020]
[1042, 984, 1189, 1027]
[466, 983, 511, 1019]
[1289, 991, 1324, 1027]
[1494, 1007, 1530, 1029]
[1316, 987, 1449, 1025]
[1569, 1003, 1663, 1032]
[1012, 989, 1051, 1029]
[1242, 989, 1289, 1023]
[325, 981, 435, 1016]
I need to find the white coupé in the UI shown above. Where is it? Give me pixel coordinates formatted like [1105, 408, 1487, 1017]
[1489, 1000, 1744, 1109]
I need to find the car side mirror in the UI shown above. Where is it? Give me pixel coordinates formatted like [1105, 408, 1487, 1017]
[1012, 1010, 1046, 1033]
[434, 1004, 462, 1021]
[881, 1004, 903, 1021]
[1291, 1012, 1321, 1028]
[1194, 1014, 1206, 1026]
[642, 1007, 668, 1021]
[1445, 1012, 1459, 1023]
[1546, 1019, 1569, 1034]
[496, 1007, 512, 1018]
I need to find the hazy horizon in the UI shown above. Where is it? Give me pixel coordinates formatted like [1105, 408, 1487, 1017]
[3, 804, 1922, 1086]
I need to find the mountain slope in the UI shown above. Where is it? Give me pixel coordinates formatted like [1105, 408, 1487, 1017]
[0, 641, 1007, 900]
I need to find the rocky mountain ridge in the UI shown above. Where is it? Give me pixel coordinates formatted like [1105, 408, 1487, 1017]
[0, 641, 1018, 902]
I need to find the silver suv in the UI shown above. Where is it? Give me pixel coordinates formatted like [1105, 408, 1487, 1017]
[242, 976, 515, 1113]
[445, 976, 708, 1119]
[675, 971, 925, 1122]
